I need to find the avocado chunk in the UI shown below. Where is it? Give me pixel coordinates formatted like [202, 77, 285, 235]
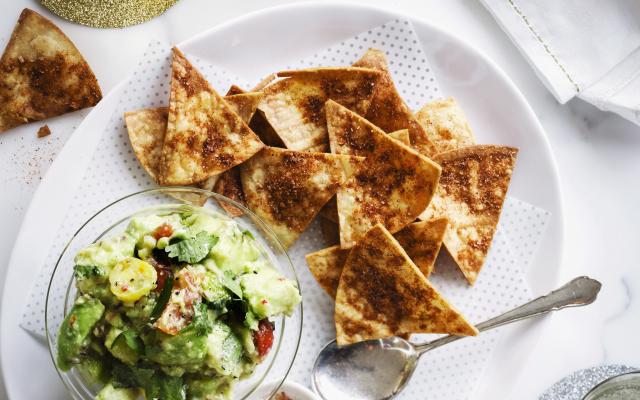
[56, 295, 105, 371]
[96, 383, 141, 400]
[186, 375, 233, 400]
[205, 322, 244, 378]
[146, 303, 212, 366]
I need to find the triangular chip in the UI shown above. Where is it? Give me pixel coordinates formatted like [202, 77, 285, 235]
[415, 97, 476, 153]
[420, 145, 518, 284]
[334, 224, 478, 345]
[224, 92, 262, 123]
[240, 147, 359, 248]
[160, 47, 264, 185]
[326, 101, 441, 247]
[124, 107, 167, 181]
[125, 91, 260, 181]
[318, 129, 409, 223]
[388, 129, 410, 146]
[392, 217, 448, 277]
[307, 217, 449, 298]
[212, 167, 245, 217]
[305, 245, 348, 299]
[225, 84, 246, 96]
[258, 67, 382, 151]
[0, 9, 102, 132]
[352, 49, 437, 156]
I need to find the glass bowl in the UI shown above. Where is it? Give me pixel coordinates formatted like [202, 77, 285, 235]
[45, 187, 303, 400]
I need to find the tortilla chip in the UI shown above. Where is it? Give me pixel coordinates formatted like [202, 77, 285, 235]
[334, 223, 478, 345]
[125, 89, 258, 183]
[388, 129, 410, 146]
[352, 49, 437, 156]
[326, 100, 441, 247]
[420, 145, 518, 284]
[212, 167, 245, 217]
[415, 97, 476, 153]
[224, 92, 262, 124]
[258, 67, 382, 151]
[160, 47, 264, 185]
[393, 217, 448, 278]
[307, 218, 448, 298]
[124, 107, 168, 181]
[225, 84, 246, 96]
[240, 147, 358, 249]
[306, 245, 348, 298]
[252, 73, 276, 91]
[0, 9, 102, 132]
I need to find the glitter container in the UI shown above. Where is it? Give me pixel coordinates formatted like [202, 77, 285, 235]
[582, 371, 640, 400]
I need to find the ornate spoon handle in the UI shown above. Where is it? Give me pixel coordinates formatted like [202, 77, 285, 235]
[415, 276, 602, 355]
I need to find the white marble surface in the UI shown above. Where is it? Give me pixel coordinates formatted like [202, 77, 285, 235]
[0, 0, 638, 399]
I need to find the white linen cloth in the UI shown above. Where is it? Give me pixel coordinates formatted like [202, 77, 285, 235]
[481, 0, 640, 126]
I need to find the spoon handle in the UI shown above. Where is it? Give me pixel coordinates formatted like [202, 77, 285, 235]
[415, 276, 601, 355]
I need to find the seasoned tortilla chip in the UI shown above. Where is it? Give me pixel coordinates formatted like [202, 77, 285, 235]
[212, 167, 246, 217]
[352, 49, 437, 156]
[124, 107, 168, 181]
[160, 47, 264, 185]
[306, 245, 348, 299]
[393, 217, 448, 278]
[240, 147, 359, 249]
[326, 100, 441, 247]
[252, 73, 276, 91]
[125, 89, 258, 182]
[258, 67, 382, 151]
[307, 218, 448, 298]
[0, 9, 102, 132]
[225, 84, 246, 96]
[388, 129, 410, 146]
[224, 92, 262, 123]
[334, 224, 478, 345]
[420, 145, 518, 284]
[415, 97, 476, 153]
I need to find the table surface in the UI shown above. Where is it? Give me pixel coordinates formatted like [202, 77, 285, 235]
[0, 1, 638, 399]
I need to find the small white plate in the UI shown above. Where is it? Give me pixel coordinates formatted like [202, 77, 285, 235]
[1, 3, 563, 399]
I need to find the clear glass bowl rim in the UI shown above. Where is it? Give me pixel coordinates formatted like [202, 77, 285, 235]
[44, 187, 304, 400]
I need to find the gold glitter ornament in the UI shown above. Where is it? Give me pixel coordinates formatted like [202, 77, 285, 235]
[40, 0, 179, 29]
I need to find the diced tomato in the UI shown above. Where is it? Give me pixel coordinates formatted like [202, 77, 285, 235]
[253, 319, 275, 358]
[152, 223, 173, 240]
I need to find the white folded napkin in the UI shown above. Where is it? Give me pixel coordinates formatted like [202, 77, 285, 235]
[481, 0, 640, 126]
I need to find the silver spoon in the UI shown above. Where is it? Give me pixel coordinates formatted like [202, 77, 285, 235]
[312, 276, 601, 400]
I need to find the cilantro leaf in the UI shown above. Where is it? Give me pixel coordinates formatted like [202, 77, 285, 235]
[165, 232, 218, 263]
[242, 229, 255, 240]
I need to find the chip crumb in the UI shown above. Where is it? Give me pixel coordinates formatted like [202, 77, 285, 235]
[37, 125, 51, 138]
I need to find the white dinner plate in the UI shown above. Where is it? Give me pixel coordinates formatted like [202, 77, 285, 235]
[1, 3, 564, 399]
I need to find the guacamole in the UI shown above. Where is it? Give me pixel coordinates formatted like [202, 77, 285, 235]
[57, 209, 301, 400]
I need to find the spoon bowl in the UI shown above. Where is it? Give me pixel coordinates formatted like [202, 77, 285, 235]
[312, 277, 601, 400]
[313, 337, 418, 400]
